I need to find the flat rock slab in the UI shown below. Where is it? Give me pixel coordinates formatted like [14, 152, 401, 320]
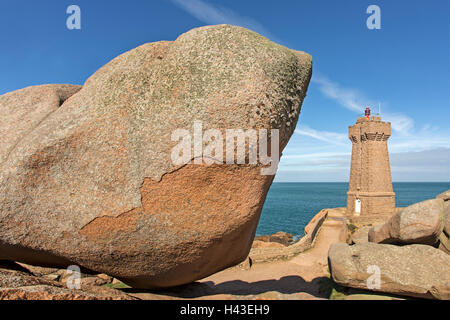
[328, 242, 450, 299]
[0, 263, 134, 300]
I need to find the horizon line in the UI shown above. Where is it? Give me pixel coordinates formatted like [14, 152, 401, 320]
[272, 181, 450, 183]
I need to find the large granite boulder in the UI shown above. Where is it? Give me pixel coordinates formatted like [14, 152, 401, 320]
[437, 190, 450, 254]
[328, 242, 450, 299]
[439, 233, 450, 254]
[0, 25, 312, 289]
[436, 190, 450, 237]
[368, 199, 444, 245]
[444, 203, 450, 237]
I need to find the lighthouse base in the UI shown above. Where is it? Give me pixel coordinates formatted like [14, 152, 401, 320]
[346, 191, 395, 216]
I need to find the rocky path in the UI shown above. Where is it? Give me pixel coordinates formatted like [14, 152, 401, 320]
[128, 208, 347, 300]
[290, 209, 346, 269]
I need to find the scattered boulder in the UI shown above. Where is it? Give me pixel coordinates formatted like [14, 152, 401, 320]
[436, 190, 450, 236]
[444, 202, 450, 237]
[254, 235, 270, 242]
[269, 231, 294, 246]
[254, 231, 295, 246]
[368, 199, 444, 245]
[328, 242, 450, 299]
[96, 273, 113, 283]
[0, 25, 312, 289]
[439, 233, 450, 254]
[80, 277, 108, 287]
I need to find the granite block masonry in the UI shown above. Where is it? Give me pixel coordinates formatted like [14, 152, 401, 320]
[347, 114, 395, 216]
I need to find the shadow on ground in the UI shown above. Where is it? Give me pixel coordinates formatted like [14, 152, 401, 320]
[122, 275, 334, 299]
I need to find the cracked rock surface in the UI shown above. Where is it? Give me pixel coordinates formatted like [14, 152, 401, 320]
[0, 25, 312, 289]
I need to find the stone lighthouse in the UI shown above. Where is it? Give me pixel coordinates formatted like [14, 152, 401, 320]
[347, 107, 395, 216]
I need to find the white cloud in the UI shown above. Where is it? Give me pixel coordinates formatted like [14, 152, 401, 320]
[311, 74, 415, 136]
[292, 121, 450, 154]
[383, 112, 414, 136]
[295, 125, 347, 146]
[312, 74, 366, 113]
[171, 0, 274, 39]
[283, 152, 349, 160]
[282, 120, 450, 181]
[276, 148, 450, 182]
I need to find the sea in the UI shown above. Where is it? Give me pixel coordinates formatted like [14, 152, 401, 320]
[256, 182, 450, 238]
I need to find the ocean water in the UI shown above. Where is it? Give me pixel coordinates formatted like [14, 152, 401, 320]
[256, 182, 450, 238]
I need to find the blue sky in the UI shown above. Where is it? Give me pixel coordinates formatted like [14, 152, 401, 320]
[1, 0, 449, 181]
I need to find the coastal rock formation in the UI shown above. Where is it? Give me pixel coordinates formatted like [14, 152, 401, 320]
[436, 190, 450, 201]
[439, 233, 450, 254]
[328, 242, 450, 299]
[269, 231, 294, 246]
[437, 191, 450, 254]
[368, 199, 444, 245]
[0, 25, 312, 289]
[0, 262, 133, 300]
[254, 231, 294, 246]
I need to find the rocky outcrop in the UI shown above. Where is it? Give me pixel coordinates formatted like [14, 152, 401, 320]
[254, 231, 294, 246]
[368, 199, 444, 245]
[0, 25, 312, 289]
[436, 190, 450, 201]
[269, 232, 294, 246]
[439, 233, 450, 254]
[328, 242, 450, 299]
[0, 262, 133, 300]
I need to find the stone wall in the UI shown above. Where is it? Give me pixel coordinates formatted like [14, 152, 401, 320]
[246, 209, 328, 264]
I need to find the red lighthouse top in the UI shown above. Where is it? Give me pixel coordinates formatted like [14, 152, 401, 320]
[365, 106, 371, 119]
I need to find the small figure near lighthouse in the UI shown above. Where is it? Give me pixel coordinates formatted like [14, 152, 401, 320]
[346, 107, 395, 216]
